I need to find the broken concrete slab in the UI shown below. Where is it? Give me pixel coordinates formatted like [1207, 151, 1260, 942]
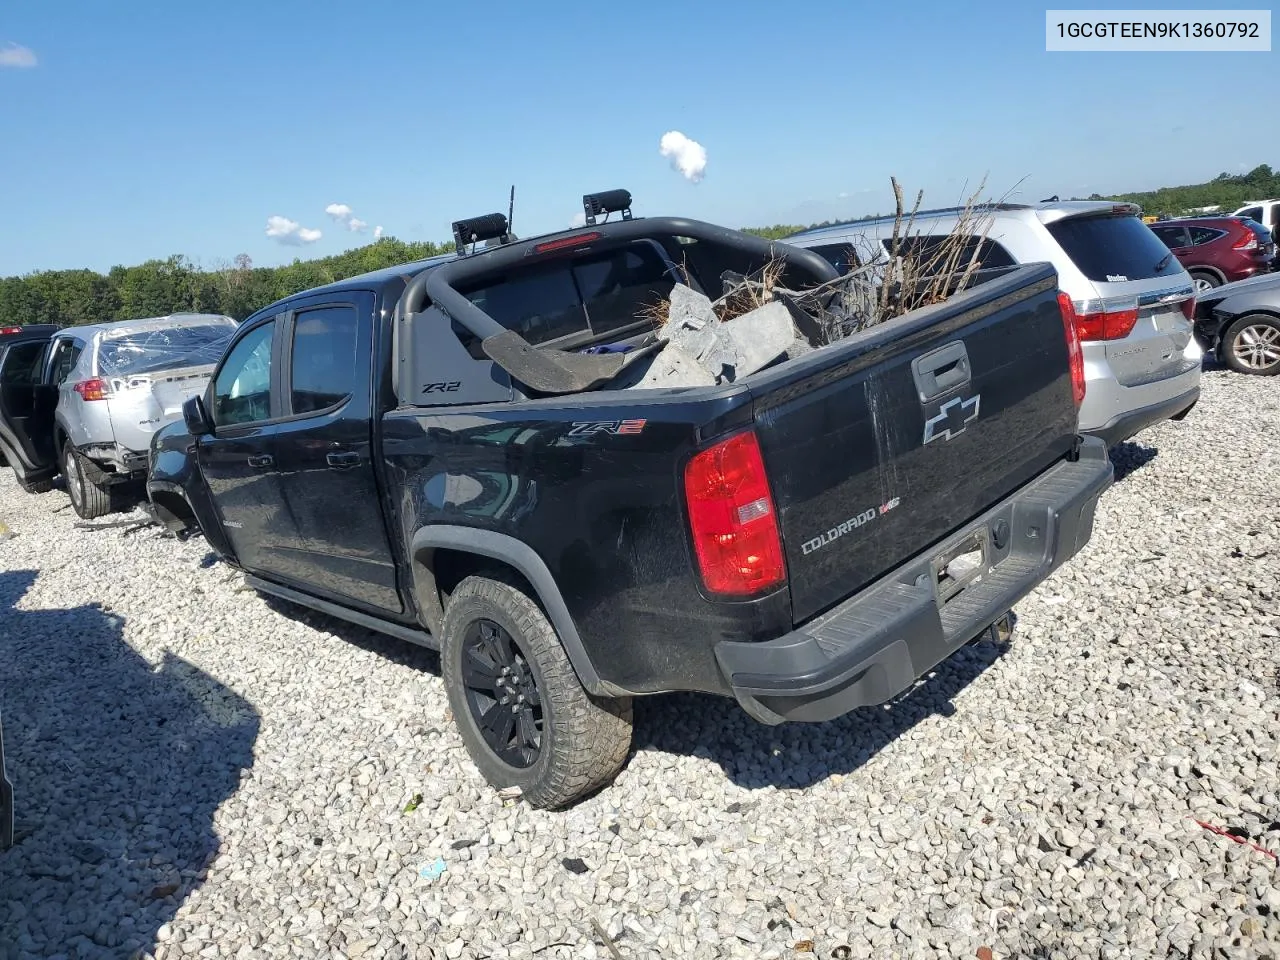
[612, 342, 717, 390]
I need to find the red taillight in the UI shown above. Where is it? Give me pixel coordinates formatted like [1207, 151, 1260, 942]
[1068, 300, 1139, 342]
[73, 378, 109, 401]
[1232, 230, 1258, 251]
[684, 430, 786, 597]
[1057, 293, 1087, 408]
[533, 231, 602, 255]
[1180, 295, 1197, 321]
[1, 326, 23, 335]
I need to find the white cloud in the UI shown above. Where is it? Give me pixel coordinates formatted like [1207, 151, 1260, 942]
[659, 130, 707, 183]
[569, 212, 587, 228]
[265, 215, 322, 246]
[325, 203, 353, 221]
[347, 217, 367, 232]
[373, 225, 384, 239]
[0, 43, 36, 68]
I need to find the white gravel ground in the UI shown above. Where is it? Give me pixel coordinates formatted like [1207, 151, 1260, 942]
[1, 368, 1278, 960]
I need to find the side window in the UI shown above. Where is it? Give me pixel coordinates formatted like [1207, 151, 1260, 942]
[1239, 206, 1263, 224]
[809, 243, 862, 274]
[1188, 226, 1222, 245]
[212, 321, 275, 427]
[1, 342, 46, 385]
[290, 305, 358, 415]
[881, 235, 1015, 272]
[49, 339, 82, 385]
[1151, 226, 1184, 248]
[574, 244, 675, 337]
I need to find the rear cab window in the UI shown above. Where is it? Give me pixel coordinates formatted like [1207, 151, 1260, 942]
[1046, 215, 1185, 283]
[458, 241, 676, 349]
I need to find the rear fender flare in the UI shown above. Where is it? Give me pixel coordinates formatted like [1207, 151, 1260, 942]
[409, 526, 617, 696]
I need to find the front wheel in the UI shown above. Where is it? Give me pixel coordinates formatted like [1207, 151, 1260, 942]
[440, 575, 632, 808]
[1221, 314, 1280, 375]
[62, 443, 114, 519]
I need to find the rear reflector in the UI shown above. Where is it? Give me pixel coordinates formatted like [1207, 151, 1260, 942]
[1057, 293, 1087, 408]
[684, 430, 786, 597]
[1180, 295, 1197, 321]
[533, 231, 602, 254]
[73, 378, 110, 401]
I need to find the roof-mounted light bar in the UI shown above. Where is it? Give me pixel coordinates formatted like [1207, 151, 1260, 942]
[582, 189, 633, 226]
[452, 213, 511, 256]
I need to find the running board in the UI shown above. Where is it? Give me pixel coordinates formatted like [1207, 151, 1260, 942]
[244, 575, 438, 651]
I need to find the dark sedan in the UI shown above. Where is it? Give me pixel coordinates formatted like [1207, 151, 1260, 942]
[1194, 271, 1280, 375]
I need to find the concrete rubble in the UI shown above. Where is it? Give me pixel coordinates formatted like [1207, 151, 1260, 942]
[624, 284, 809, 389]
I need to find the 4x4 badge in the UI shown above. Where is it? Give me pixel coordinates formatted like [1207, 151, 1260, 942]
[923, 394, 980, 445]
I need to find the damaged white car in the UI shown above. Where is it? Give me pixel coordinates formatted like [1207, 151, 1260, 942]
[3, 314, 237, 519]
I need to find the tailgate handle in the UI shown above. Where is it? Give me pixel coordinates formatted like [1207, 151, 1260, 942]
[912, 341, 970, 402]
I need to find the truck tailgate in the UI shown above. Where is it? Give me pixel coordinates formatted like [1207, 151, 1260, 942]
[746, 263, 1079, 624]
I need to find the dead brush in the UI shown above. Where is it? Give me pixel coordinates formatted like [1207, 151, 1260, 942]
[711, 256, 788, 321]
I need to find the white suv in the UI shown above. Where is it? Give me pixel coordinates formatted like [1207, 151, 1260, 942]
[785, 201, 1202, 446]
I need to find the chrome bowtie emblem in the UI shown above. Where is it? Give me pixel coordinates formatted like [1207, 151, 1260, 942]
[923, 394, 981, 445]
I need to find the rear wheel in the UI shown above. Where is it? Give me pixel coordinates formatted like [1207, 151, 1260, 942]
[62, 443, 114, 519]
[1190, 271, 1221, 292]
[440, 575, 632, 808]
[1221, 314, 1280, 376]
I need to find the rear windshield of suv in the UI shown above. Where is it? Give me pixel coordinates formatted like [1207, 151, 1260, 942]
[98, 323, 237, 378]
[1046, 215, 1184, 283]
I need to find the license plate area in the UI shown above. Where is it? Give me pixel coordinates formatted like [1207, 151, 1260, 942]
[930, 528, 990, 605]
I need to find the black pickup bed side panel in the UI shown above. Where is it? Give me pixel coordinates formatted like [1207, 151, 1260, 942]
[380, 388, 792, 696]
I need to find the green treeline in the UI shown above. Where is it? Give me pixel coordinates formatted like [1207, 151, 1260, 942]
[3, 165, 1275, 328]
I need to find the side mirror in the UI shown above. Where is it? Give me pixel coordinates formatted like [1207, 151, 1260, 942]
[183, 395, 213, 436]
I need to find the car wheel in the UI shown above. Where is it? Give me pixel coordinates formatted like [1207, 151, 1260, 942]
[440, 574, 632, 809]
[1190, 271, 1221, 293]
[62, 443, 113, 519]
[1221, 314, 1280, 376]
[12, 466, 54, 495]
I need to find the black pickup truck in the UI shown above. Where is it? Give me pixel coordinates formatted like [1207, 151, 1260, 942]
[147, 196, 1113, 807]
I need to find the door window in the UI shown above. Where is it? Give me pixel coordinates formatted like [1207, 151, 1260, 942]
[212, 321, 275, 427]
[49, 339, 82, 384]
[290, 305, 358, 415]
[1152, 226, 1189, 248]
[1, 342, 46, 385]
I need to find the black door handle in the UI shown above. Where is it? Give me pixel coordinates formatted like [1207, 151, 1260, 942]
[326, 451, 360, 469]
[247, 454, 274, 468]
[911, 340, 971, 402]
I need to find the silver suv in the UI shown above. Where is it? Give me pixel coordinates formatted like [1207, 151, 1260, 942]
[786, 201, 1202, 446]
[44, 314, 237, 518]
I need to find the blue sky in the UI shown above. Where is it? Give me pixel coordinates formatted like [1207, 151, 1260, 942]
[1, 1, 1275, 276]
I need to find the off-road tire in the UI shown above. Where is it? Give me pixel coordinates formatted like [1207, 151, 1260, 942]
[12, 466, 54, 494]
[62, 442, 114, 520]
[440, 575, 632, 809]
[1221, 314, 1280, 376]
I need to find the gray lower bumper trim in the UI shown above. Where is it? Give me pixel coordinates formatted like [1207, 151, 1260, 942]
[715, 437, 1114, 724]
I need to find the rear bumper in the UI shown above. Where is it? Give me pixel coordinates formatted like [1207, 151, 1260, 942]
[715, 438, 1114, 725]
[1084, 384, 1200, 448]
